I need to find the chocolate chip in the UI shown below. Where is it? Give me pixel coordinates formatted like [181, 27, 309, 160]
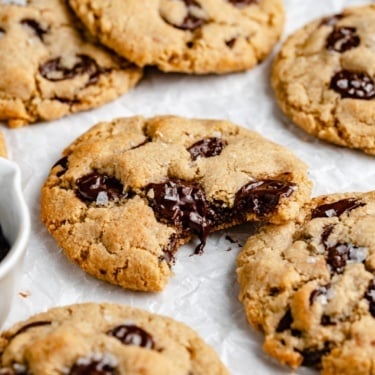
[321, 315, 336, 326]
[227, 0, 257, 7]
[52, 156, 69, 177]
[162, 0, 206, 31]
[234, 180, 296, 217]
[146, 179, 211, 255]
[270, 287, 281, 296]
[300, 343, 331, 368]
[330, 70, 375, 100]
[160, 233, 178, 265]
[0, 225, 10, 263]
[320, 14, 344, 27]
[312, 198, 365, 219]
[21, 19, 48, 41]
[76, 173, 126, 204]
[276, 308, 293, 333]
[187, 137, 227, 160]
[0, 27, 5, 37]
[365, 279, 375, 317]
[225, 38, 236, 48]
[39, 54, 108, 84]
[320, 224, 334, 247]
[326, 27, 360, 53]
[107, 325, 155, 349]
[69, 359, 116, 375]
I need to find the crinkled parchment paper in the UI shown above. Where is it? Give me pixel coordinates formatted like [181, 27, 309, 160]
[1, 1, 374, 374]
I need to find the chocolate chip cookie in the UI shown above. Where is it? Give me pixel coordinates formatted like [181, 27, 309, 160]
[0, 0, 142, 127]
[272, 4, 375, 155]
[40, 115, 312, 291]
[237, 191, 375, 374]
[67, 0, 285, 74]
[0, 302, 229, 374]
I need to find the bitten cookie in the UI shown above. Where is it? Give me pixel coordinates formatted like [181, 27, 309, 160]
[68, 0, 285, 74]
[272, 5, 375, 155]
[0, 0, 142, 128]
[237, 191, 375, 374]
[0, 302, 229, 374]
[41, 115, 311, 292]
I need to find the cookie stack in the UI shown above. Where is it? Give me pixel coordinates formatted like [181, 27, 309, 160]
[1, 1, 375, 375]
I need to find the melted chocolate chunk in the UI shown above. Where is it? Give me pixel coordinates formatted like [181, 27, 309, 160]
[162, 0, 206, 31]
[107, 325, 155, 349]
[365, 279, 375, 317]
[52, 156, 69, 177]
[320, 224, 334, 247]
[39, 54, 108, 84]
[21, 19, 48, 41]
[188, 137, 227, 160]
[160, 234, 178, 264]
[300, 343, 331, 368]
[276, 308, 293, 333]
[320, 14, 343, 27]
[330, 70, 375, 100]
[146, 179, 211, 254]
[321, 314, 336, 326]
[227, 0, 257, 7]
[326, 27, 360, 53]
[312, 198, 365, 219]
[234, 180, 296, 217]
[76, 173, 126, 204]
[0, 225, 10, 263]
[69, 359, 116, 375]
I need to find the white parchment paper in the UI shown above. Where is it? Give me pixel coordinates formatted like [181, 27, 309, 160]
[2, 1, 375, 374]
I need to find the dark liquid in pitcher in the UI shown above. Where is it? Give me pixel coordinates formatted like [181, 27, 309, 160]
[0, 225, 10, 263]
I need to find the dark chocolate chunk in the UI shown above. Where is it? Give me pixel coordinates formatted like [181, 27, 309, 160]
[107, 325, 155, 349]
[326, 243, 366, 274]
[0, 27, 5, 37]
[160, 233, 179, 265]
[320, 14, 344, 27]
[326, 27, 360, 53]
[312, 198, 365, 219]
[227, 0, 258, 7]
[320, 224, 334, 247]
[276, 308, 293, 333]
[365, 279, 375, 317]
[0, 225, 10, 263]
[162, 0, 206, 31]
[330, 70, 375, 100]
[187, 137, 227, 160]
[76, 172, 126, 204]
[39, 54, 108, 84]
[21, 19, 48, 41]
[69, 359, 116, 375]
[234, 180, 296, 217]
[300, 343, 331, 368]
[146, 179, 211, 255]
[321, 315, 336, 326]
[52, 156, 69, 177]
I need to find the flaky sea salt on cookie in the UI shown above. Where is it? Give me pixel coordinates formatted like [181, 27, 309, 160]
[41, 115, 311, 292]
[0, 302, 229, 374]
[68, 0, 284, 74]
[0, 0, 142, 127]
[272, 4, 375, 155]
[237, 191, 375, 374]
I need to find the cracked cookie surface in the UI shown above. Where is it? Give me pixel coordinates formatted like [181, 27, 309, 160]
[0, 0, 142, 127]
[40, 115, 311, 292]
[237, 191, 375, 374]
[0, 302, 229, 374]
[272, 4, 375, 155]
[67, 0, 284, 74]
